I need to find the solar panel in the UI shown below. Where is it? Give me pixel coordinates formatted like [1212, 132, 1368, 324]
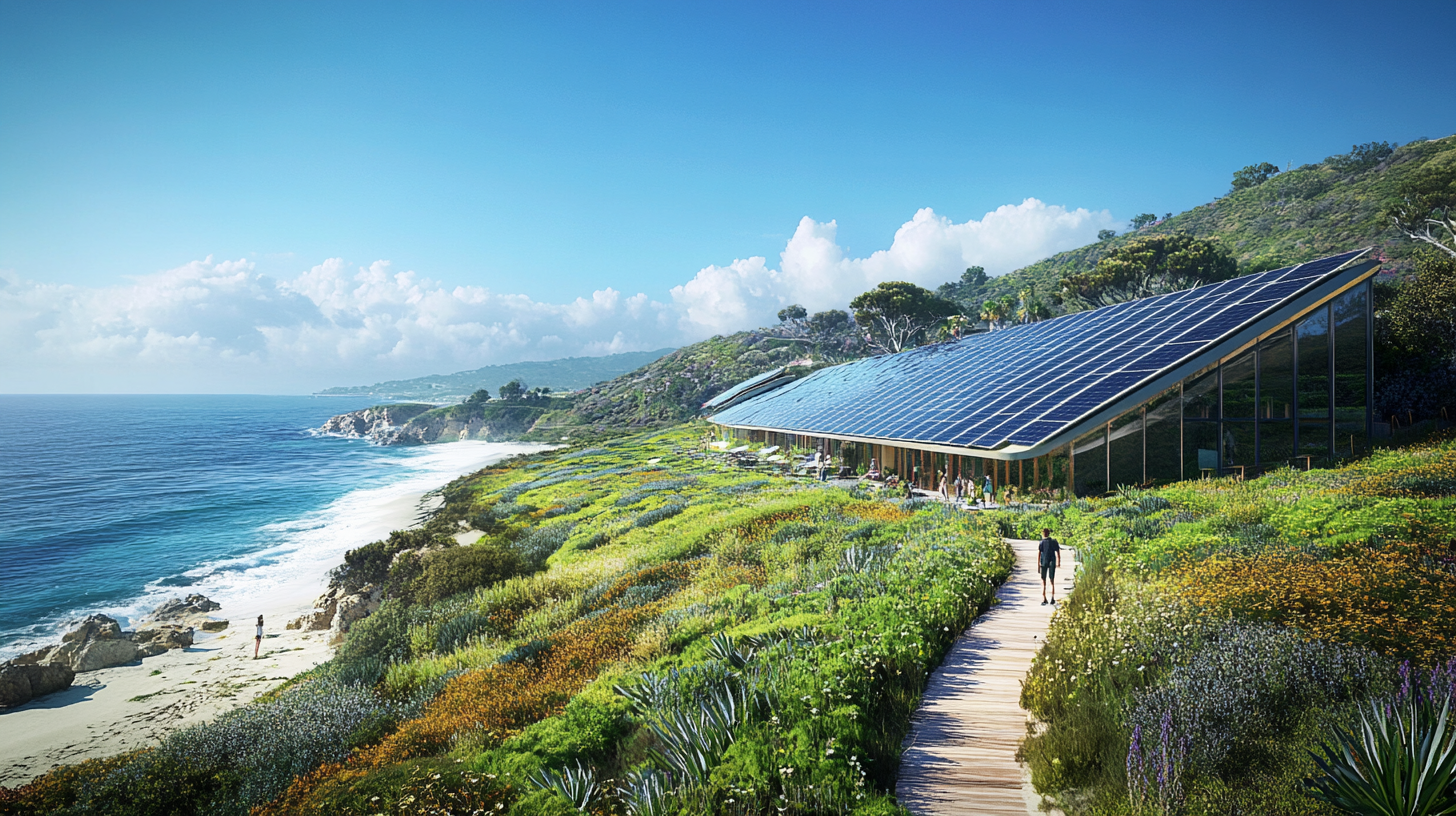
[709, 250, 1369, 451]
[701, 366, 786, 409]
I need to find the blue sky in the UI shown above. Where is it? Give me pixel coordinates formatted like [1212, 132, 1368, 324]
[2, 0, 1454, 392]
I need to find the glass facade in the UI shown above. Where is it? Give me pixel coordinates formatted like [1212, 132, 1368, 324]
[1075, 280, 1373, 494]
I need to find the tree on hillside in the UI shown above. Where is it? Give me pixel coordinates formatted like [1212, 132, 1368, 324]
[1387, 251, 1456, 360]
[1098, 229, 1117, 242]
[1327, 141, 1396, 174]
[1060, 234, 1237, 309]
[936, 266, 990, 310]
[777, 304, 808, 325]
[1385, 161, 1456, 259]
[1130, 213, 1158, 230]
[464, 389, 492, 406]
[1230, 162, 1281, 192]
[498, 379, 527, 401]
[850, 282, 958, 353]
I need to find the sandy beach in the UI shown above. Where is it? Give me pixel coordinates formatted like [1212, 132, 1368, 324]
[0, 442, 547, 788]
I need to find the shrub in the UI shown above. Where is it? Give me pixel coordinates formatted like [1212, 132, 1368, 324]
[634, 502, 686, 528]
[414, 542, 523, 606]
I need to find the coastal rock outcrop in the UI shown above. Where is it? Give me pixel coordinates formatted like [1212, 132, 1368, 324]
[4, 595, 218, 688]
[0, 663, 75, 709]
[144, 593, 220, 624]
[318, 404, 434, 440]
[131, 624, 195, 658]
[287, 584, 382, 644]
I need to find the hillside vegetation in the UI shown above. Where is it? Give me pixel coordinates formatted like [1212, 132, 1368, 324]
[1009, 430, 1456, 814]
[1, 423, 1012, 815]
[939, 135, 1456, 314]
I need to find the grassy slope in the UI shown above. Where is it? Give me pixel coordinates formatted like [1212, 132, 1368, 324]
[4, 422, 1012, 816]
[1009, 431, 1456, 813]
[516, 333, 829, 442]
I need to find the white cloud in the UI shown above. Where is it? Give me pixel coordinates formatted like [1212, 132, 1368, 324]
[0, 199, 1112, 393]
[670, 198, 1114, 332]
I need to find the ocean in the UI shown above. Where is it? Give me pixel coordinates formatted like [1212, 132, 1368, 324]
[0, 395, 534, 660]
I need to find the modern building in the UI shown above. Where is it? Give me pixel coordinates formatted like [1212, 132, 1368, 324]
[706, 249, 1378, 496]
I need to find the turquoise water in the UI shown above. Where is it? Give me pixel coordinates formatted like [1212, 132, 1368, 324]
[0, 395, 526, 659]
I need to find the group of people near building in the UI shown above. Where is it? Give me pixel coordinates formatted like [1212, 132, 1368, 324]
[858, 457, 1000, 507]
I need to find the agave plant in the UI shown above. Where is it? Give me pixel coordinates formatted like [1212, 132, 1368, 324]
[529, 761, 599, 812]
[617, 767, 672, 816]
[615, 671, 672, 715]
[645, 681, 758, 787]
[704, 632, 755, 670]
[1307, 695, 1456, 816]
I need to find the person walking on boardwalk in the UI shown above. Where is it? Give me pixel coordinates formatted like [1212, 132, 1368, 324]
[938, 471, 949, 501]
[982, 474, 994, 507]
[254, 614, 264, 659]
[1038, 528, 1062, 605]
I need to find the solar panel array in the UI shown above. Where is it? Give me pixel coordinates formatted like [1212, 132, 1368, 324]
[709, 250, 1367, 450]
[701, 366, 787, 409]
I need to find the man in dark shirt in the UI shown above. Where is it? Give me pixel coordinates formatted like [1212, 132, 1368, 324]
[1038, 527, 1061, 605]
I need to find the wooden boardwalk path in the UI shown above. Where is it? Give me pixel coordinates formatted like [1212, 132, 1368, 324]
[897, 538, 1075, 815]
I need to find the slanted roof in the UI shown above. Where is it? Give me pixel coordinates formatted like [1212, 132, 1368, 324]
[708, 249, 1377, 460]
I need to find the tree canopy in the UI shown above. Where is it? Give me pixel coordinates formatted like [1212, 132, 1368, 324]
[1130, 213, 1158, 230]
[497, 379, 527, 401]
[1385, 251, 1456, 361]
[850, 281, 958, 353]
[1231, 162, 1281, 192]
[1060, 234, 1237, 309]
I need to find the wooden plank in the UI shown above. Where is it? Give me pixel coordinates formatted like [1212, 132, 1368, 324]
[896, 538, 1074, 816]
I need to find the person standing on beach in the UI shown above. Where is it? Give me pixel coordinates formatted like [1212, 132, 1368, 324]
[1038, 528, 1062, 605]
[254, 615, 263, 659]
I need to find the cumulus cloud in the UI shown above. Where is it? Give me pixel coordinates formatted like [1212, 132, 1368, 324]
[0, 199, 1112, 392]
[669, 198, 1114, 333]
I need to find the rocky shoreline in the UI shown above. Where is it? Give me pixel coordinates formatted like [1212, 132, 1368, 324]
[0, 594, 228, 709]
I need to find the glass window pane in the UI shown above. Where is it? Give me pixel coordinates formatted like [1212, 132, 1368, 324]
[1300, 420, 1329, 459]
[1109, 409, 1143, 489]
[1222, 350, 1257, 418]
[1260, 421, 1294, 466]
[1145, 385, 1182, 484]
[1333, 285, 1368, 449]
[1184, 421, 1220, 480]
[1297, 308, 1330, 420]
[1335, 423, 1364, 459]
[1222, 422, 1256, 471]
[1259, 328, 1294, 420]
[1073, 426, 1107, 497]
[1183, 367, 1219, 420]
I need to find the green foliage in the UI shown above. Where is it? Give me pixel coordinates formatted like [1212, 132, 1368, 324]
[1098, 228, 1117, 242]
[414, 542, 524, 606]
[499, 379, 527, 401]
[1130, 212, 1159, 229]
[850, 281, 959, 353]
[1309, 696, 1456, 816]
[334, 528, 457, 591]
[1061, 234, 1237, 308]
[1231, 162, 1281, 192]
[1328, 141, 1398, 174]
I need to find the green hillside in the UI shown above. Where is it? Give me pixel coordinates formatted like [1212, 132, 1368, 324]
[516, 331, 840, 442]
[316, 349, 677, 401]
[939, 135, 1456, 312]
